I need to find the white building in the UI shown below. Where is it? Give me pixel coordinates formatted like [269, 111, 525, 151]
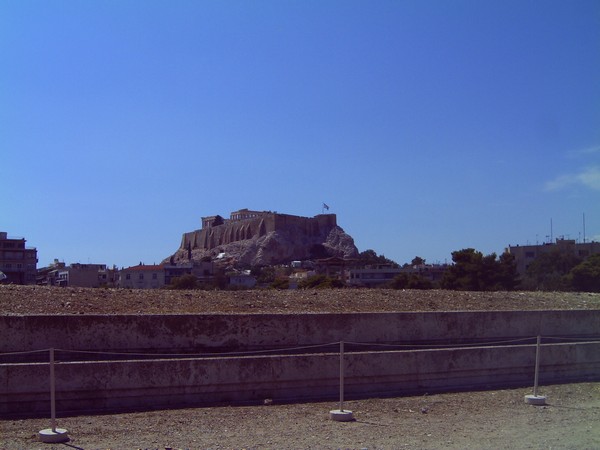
[119, 264, 165, 289]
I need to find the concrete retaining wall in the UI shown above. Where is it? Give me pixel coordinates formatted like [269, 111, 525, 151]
[2, 342, 599, 417]
[2, 310, 599, 417]
[2, 310, 599, 354]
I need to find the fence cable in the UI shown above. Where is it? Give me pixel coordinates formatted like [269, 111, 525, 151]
[0, 349, 51, 357]
[544, 336, 600, 342]
[50, 341, 341, 359]
[2, 336, 600, 360]
[345, 336, 534, 349]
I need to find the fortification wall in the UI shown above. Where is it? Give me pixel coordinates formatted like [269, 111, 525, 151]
[179, 213, 337, 252]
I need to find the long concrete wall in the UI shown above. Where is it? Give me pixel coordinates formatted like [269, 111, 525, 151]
[2, 342, 599, 417]
[2, 310, 599, 355]
[2, 310, 599, 417]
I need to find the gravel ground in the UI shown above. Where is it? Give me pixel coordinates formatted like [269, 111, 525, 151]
[1, 383, 599, 449]
[1, 285, 600, 315]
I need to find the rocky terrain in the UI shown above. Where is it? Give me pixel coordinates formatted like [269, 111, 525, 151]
[1, 285, 599, 315]
[168, 226, 358, 267]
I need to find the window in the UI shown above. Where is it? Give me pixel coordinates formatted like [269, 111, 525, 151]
[152, 273, 157, 279]
[126, 274, 131, 280]
[139, 273, 144, 280]
[525, 251, 535, 258]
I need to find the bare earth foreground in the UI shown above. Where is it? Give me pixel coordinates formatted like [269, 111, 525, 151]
[1, 383, 599, 449]
[1, 286, 599, 449]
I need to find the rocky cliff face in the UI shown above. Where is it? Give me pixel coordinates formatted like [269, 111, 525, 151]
[164, 212, 359, 267]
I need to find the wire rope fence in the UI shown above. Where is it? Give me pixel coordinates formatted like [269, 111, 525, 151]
[1, 335, 599, 432]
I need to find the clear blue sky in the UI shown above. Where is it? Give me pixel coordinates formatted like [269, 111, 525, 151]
[2, 0, 599, 269]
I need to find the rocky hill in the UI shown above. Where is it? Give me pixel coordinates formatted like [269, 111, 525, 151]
[164, 210, 358, 267]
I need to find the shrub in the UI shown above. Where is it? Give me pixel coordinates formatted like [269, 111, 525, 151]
[168, 274, 198, 290]
[298, 274, 344, 289]
[270, 277, 290, 290]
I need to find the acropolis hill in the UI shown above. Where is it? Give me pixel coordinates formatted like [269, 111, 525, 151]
[165, 208, 359, 266]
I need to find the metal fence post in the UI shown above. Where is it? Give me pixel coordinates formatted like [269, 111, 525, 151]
[524, 335, 547, 405]
[330, 340, 354, 421]
[339, 340, 345, 412]
[38, 348, 69, 443]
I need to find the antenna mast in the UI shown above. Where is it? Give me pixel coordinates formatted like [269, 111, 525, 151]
[583, 212, 586, 243]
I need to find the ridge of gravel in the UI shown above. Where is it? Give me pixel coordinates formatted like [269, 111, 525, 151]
[1, 285, 599, 315]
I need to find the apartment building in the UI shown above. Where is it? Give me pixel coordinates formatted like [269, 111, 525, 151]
[0, 232, 38, 285]
[347, 264, 401, 287]
[507, 238, 600, 275]
[346, 263, 448, 288]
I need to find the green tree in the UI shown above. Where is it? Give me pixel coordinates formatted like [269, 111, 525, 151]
[270, 276, 290, 290]
[411, 256, 426, 266]
[441, 248, 484, 290]
[388, 273, 432, 290]
[496, 251, 520, 290]
[298, 274, 344, 289]
[441, 248, 518, 291]
[388, 273, 409, 289]
[168, 274, 198, 290]
[568, 254, 600, 292]
[252, 266, 276, 284]
[525, 249, 582, 291]
[358, 249, 398, 267]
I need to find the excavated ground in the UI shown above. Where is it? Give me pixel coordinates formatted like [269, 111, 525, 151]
[1, 285, 600, 315]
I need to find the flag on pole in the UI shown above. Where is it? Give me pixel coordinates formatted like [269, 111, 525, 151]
[323, 203, 329, 211]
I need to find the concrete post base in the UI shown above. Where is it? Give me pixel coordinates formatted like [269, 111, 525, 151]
[330, 409, 354, 421]
[524, 394, 547, 406]
[38, 428, 69, 443]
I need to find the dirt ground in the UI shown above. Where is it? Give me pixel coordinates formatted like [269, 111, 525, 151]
[1, 382, 599, 449]
[1, 285, 600, 315]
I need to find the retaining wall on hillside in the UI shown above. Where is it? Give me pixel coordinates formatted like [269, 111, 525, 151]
[2, 310, 599, 354]
[2, 341, 599, 417]
[1, 310, 599, 417]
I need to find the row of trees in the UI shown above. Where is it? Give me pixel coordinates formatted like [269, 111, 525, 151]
[439, 249, 518, 291]
[168, 247, 600, 292]
[524, 250, 600, 292]
[397, 248, 599, 292]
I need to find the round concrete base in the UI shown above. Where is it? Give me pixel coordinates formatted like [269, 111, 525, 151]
[330, 409, 354, 421]
[524, 394, 547, 406]
[38, 428, 69, 443]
